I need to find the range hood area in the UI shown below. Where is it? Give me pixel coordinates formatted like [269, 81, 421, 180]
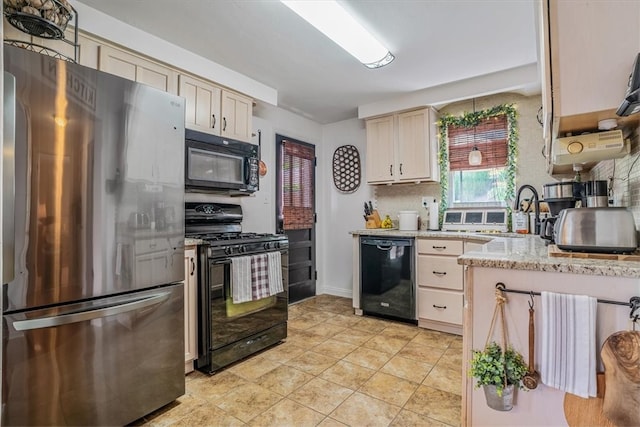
[552, 130, 629, 165]
[547, 128, 632, 176]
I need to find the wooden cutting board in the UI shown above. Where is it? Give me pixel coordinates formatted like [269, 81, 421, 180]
[548, 244, 640, 261]
[564, 373, 615, 427]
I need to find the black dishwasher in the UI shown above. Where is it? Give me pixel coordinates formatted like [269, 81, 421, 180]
[360, 236, 416, 324]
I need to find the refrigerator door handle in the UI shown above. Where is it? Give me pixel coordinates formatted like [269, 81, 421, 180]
[12, 291, 171, 331]
[3, 72, 16, 285]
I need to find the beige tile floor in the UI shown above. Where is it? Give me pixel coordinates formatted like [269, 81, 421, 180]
[135, 295, 463, 427]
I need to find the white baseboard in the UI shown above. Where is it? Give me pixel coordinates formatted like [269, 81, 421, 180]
[319, 285, 353, 299]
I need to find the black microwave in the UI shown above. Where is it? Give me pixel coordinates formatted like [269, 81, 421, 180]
[184, 129, 259, 195]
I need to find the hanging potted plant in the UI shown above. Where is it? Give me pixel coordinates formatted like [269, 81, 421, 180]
[470, 341, 528, 411]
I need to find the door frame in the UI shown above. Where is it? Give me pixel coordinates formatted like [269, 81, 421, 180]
[275, 134, 316, 303]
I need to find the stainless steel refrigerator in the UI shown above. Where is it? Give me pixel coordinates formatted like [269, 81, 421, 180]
[2, 45, 186, 426]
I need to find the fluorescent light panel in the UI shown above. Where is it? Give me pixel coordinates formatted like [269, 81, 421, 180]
[281, 0, 394, 69]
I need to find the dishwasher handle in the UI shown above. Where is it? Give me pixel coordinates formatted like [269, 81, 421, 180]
[360, 237, 414, 248]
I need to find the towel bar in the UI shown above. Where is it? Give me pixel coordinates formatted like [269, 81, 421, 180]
[495, 282, 640, 320]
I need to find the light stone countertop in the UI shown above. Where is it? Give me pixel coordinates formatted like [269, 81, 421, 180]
[185, 238, 204, 247]
[350, 229, 640, 278]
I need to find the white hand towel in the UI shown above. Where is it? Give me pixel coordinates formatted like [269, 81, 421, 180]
[267, 251, 284, 295]
[541, 291, 597, 398]
[231, 256, 252, 303]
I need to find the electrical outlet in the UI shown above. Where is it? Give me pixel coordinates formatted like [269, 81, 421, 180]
[422, 197, 429, 208]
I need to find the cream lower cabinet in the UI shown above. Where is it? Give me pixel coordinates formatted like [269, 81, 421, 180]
[365, 107, 439, 185]
[417, 238, 464, 335]
[98, 45, 178, 94]
[184, 247, 198, 374]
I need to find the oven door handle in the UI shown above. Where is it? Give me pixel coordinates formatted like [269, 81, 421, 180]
[213, 260, 232, 265]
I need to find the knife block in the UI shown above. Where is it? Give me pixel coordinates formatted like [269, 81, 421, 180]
[365, 210, 382, 228]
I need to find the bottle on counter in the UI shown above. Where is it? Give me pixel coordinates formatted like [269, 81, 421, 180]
[513, 210, 529, 234]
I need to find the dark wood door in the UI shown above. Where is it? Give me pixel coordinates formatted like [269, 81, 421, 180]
[276, 135, 316, 303]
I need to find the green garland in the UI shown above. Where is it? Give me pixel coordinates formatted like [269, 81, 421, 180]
[436, 103, 518, 228]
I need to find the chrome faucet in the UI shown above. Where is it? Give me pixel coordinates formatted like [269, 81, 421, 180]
[515, 185, 540, 235]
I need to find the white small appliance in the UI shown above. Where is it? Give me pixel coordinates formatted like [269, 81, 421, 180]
[442, 208, 509, 232]
[398, 210, 419, 231]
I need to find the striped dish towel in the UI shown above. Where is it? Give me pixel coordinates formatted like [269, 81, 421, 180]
[250, 254, 270, 300]
[267, 251, 284, 295]
[231, 256, 252, 303]
[541, 291, 597, 398]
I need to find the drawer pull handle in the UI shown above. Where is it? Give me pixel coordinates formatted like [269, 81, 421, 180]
[433, 304, 447, 309]
[432, 271, 447, 276]
[432, 246, 447, 249]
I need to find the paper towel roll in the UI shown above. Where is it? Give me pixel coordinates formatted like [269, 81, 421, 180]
[428, 199, 439, 230]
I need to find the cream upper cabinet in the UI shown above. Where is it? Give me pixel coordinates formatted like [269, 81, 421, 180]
[365, 108, 439, 184]
[179, 74, 222, 135]
[221, 90, 253, 142]
[365, 115, 395, 182]
[550, 0, 639, 117]
[546, 0, 640, 120]
[543, 0, 640, 175]
[98, 45, 178, 94]
[397, 108, 437, 182]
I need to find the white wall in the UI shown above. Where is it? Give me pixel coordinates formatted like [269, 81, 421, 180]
[318, 118, 373, 297]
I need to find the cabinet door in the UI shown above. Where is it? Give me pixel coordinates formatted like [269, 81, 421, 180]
[365, 115, 395, 183]
[183, 248, 197, 373]
[221, 90, 253, 142]
[179, 74, 222, 135]
[397, 109, 432, 181]
[551, 0, 640, 117]
[98, 45, 178, 94]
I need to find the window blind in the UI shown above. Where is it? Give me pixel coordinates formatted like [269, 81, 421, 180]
[447, 114, 508, 171]
[282, 140, 315, 230]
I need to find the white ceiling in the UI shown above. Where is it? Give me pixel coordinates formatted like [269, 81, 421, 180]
[76, 0, 540, 124]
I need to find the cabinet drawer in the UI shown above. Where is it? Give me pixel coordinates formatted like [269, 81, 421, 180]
[418, 288, 463, 325]
[418, 239, 463, 256]
[417, 255, 463, 290]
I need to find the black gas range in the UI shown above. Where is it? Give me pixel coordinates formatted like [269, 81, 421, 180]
[185, 202, 289, 374]
[185, 202, 288, 257]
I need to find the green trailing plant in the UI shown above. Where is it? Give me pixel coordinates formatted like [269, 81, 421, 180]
[469, 341, 528, 397]
[436, 103, 518, 229]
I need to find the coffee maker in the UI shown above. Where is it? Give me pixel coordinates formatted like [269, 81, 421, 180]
[539, 181, 585, 242]
[585, 180, 609, 207]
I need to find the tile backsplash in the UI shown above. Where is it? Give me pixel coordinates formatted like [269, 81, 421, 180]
[374, 182, 441, 229]
[589, 126, 640, 227]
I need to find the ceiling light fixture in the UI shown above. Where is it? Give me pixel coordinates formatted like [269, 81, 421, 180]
[280, 0, 395, 69]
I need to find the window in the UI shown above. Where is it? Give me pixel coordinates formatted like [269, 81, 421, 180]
[281, 139, 315, 230]
[437, 103, 519, 208]
[448, 114, 509, 205]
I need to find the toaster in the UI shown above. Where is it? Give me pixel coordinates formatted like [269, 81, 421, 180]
[554, 207, 638, 253]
